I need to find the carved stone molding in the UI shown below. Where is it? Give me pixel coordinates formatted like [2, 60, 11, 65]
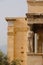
[7, 32, 14, 36]
[14, 27, 28, 32]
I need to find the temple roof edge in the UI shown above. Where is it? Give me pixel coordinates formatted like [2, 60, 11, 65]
[5, 17, 26, 22]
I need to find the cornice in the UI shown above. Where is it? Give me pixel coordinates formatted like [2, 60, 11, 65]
[5, 17, 26, 22]
[26, 13, 43, 18]
[27, 0, 43, 6]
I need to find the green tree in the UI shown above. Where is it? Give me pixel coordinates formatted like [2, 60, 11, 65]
[0, 50, 4, 65]
[3, 55, 10, 65]
[0, 50, 10, 65]
[0, 50, 21, 65]
[11, 59, 21, 65]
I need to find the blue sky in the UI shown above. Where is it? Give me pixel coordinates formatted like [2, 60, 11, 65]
[0, 0, 27, 54]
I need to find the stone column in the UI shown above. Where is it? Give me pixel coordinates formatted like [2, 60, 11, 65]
[34, 33, 38, 53]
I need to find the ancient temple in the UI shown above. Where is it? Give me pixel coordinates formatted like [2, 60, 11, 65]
[26, 0, 43, 65]
[5, 0, 43, 65]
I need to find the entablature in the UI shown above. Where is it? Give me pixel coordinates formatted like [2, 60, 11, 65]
[26, 13, 43, 24]
[26, 13, 43, 18]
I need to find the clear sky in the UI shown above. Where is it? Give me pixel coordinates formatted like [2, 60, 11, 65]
[0, 0, 27, 54]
